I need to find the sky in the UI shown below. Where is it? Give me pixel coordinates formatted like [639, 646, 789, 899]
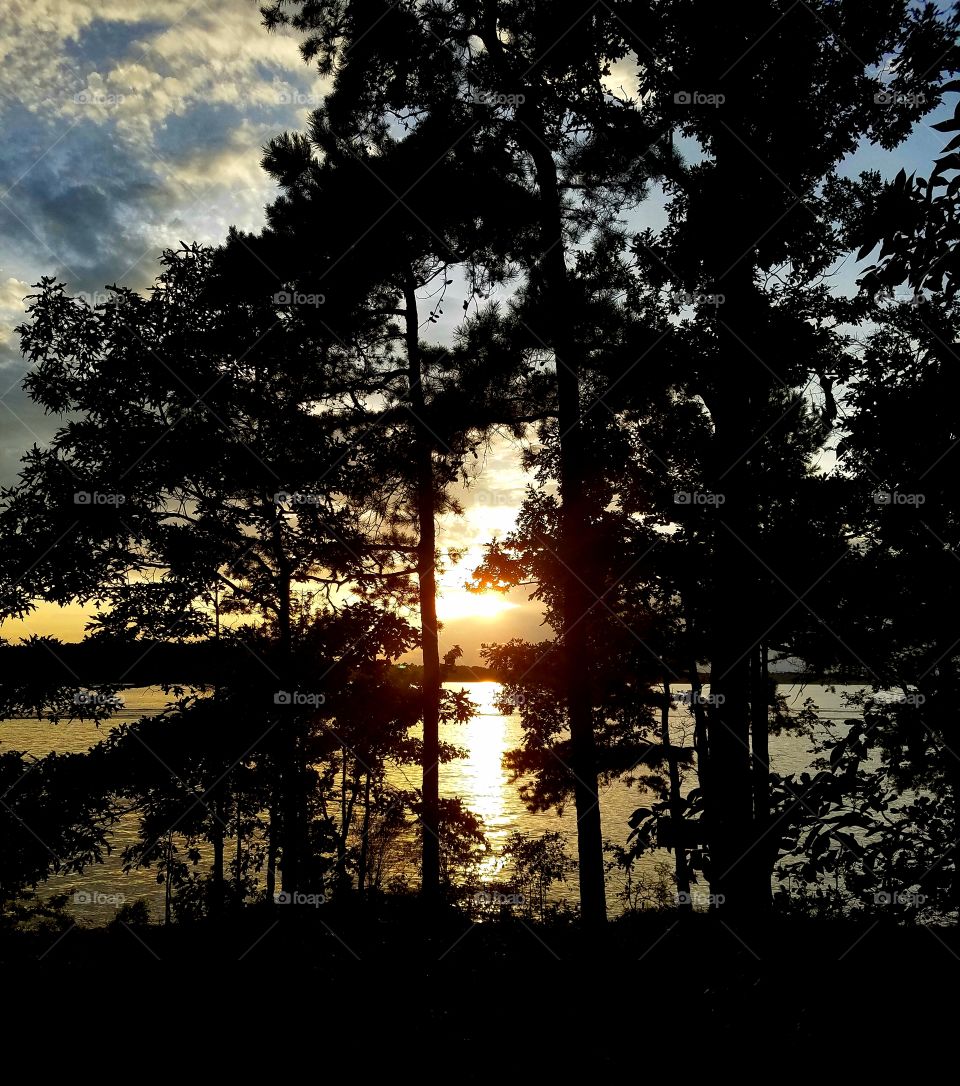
[0, 0, 955, 660]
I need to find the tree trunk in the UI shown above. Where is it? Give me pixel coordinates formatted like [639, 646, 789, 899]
[523, 124, 607, 927]
[277, 577, 301, 893]
[662, 681, 692, 910]
[358, 768, 372, 896]
[404, 268, 442, 906]
[932, 674, 960, 914]
[949, 754, 960, 914]
[235, 795, 243, 906]
[266, 791, 278, 903]
[209, 796, 225, 918]
[699, 113, 771, 916]
[164, 833, 173, 926]
[685, 603, 710, 835]
[476, 7, 606, 924]
[751, 641, 773, 903]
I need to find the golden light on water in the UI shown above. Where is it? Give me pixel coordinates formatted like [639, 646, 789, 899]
[452, 681, 512, 881]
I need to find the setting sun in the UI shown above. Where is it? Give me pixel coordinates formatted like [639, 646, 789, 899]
[435, 588, 518, 622]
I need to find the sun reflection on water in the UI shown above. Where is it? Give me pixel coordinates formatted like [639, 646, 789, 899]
[447, 682, 512, 881]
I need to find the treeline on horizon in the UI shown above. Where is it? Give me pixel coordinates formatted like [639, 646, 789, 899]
[1, 0, 959, 931]
[0, 639, 501, 691]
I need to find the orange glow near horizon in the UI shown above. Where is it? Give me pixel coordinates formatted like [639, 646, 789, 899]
[434, 587, 518, 622]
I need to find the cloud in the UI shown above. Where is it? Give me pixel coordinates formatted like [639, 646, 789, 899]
[0, 0, 326, 294]
[1, 1, 323, 145]
[0, 3, 315, 501]
[0, 275, 30, 349]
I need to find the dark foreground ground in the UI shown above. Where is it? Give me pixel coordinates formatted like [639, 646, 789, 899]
[1, 905, 954, 1072]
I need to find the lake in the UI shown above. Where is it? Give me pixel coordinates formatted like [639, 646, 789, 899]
[0, 680, 862, 922]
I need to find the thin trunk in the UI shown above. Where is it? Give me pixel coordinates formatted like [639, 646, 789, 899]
[951, 757, 960, 914]
[404, 268, 442, 905]
[933, 674, 960, 914]
[751, 640, 772, 904]
[235, 797, 242, 904]
[266, 791, 278, 902]
[210, 796, 225, 918]
[358, 767, 372, 896]
[662, 680, 692, 910]
[164, 834, 172, 926]
[337, 748, 349, 889]
[685, 606, 710, 813]
[276, 573, 302, 894]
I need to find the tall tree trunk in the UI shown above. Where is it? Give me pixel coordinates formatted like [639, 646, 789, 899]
[524, 127, 607, 927]
[477, 4, 606, 924]
[404, 268, 442, 906]
[699, 115, 771, 915]
[703, 372, 761, 913]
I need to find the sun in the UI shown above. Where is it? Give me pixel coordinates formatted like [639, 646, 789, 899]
[435, 587, 518, 622]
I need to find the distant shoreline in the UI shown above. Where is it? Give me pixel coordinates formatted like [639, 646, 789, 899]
[401, 663, 872, 687]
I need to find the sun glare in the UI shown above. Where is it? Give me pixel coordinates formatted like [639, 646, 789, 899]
[435, 588, 518, 622]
